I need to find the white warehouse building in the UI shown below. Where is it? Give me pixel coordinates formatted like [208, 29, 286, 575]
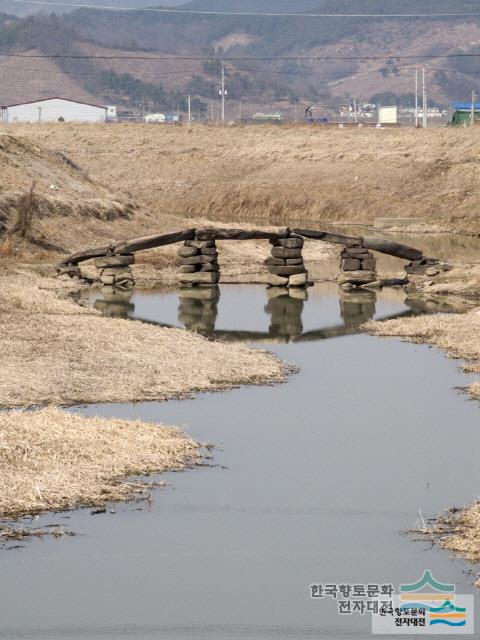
[0, 97, 108, 124]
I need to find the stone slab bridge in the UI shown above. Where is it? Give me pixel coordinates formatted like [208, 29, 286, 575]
[58, 226, 442, 291]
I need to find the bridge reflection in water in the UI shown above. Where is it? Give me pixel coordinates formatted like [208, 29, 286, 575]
[92, 284, 427, 344]
[178, 287, 220, 335]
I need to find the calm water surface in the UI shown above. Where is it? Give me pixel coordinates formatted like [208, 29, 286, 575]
[0, 285, 478, 639]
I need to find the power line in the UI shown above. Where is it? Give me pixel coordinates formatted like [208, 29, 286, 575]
[2, 52, 480, 61]
[2, 59, 480, 78]
[0, 60, 480, 77]
[2, 59, 480, 82]
[0, 63, 399, 77]
[428, 66, 480, 74]
[0, 65, 206, 76]
[8, 0, 480, 18]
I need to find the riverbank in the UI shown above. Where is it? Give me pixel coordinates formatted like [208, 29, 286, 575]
[2, 264, 480, 577]
[0, 267, 288, 522]
[428, 503, 480, 576]
[365, 305, 480, 575]
[9, 123, 480, 235]
[0, 407, 201, 519]
[0, 269, 287, 408]
[364, 308, 480, 399]
[2, 122, 480, 569]
[408, 487, 480, 585]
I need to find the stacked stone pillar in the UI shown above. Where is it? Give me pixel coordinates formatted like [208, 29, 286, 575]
[265, 235, 308, 287]
[178, 239, 219, 287]
[94, 254, 135, 290]
[338, 241, 377, 289]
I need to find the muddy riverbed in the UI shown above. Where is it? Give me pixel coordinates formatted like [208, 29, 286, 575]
[0, 284, 479, 639]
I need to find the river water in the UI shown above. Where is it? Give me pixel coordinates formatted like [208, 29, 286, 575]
[0, 284, 478, 639]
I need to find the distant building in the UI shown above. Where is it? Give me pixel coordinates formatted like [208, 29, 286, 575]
[450, 102, 480, 126]
[378, 106, 398, 125]
[145, 112, 166, 124]
[252, 111, 282, 122]
[106, 105, 118, 122]
[0, 97, 107, 124]
[165, 113, 181, 124]
[144, 113, 181, 124]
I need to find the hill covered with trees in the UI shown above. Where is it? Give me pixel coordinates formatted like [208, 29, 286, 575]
[1, 0, 480, 112]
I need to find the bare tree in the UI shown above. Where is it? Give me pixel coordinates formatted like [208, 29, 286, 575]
[12, 180, 37, 239]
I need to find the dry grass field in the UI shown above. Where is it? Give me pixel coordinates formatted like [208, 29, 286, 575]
[7, 123, 480, 239]
[1, 122, 479, 271]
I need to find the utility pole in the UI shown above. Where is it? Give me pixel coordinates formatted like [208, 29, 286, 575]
[471, 89, 476, 127]
[415, 68, 419, 128]
[353, 97, 358, 123]
[422, 67, 427, 128]
[222, 64, 225, 122]
[188, 94, 191, 126]
[221, 64, 226, 124]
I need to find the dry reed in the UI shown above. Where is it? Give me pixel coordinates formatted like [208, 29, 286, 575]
[11, 181, 37, 239]
[0, 236, 15, 258]
[0, 407, 200, 518]
[409, 502, 480, 581]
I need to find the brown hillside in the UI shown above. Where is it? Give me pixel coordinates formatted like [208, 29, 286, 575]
[306, 20, 480, 105]
[2, 14, 480, 109]
[0, 49, 99, 107]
